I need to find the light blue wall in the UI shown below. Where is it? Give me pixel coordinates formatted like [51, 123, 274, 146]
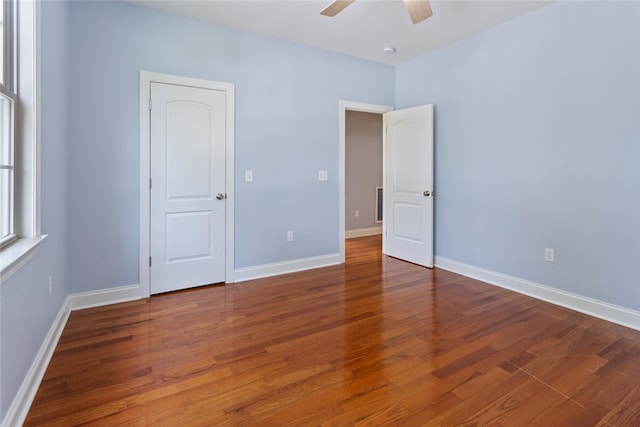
[66, 1, 394, 292]
[397, 1, 640, 311]
[0, 1, 69, 419]
[3, 0, 639, 421]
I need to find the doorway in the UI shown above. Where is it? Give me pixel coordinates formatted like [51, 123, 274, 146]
[345, 111, 384, 239]
[339, 101, 434, 267]
[339, 101, 392, 262]
[139, 71, 235, 298]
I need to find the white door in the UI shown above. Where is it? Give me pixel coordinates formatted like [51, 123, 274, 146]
[383, 104, 434, 267]
[150, 82, 226, 294]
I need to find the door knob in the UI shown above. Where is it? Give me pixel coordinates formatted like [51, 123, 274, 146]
[216, 193, 226, 200]
[423, 190, 431, 197]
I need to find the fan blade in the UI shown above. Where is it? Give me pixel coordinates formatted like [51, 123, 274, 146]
[403, 0, 433, 24]
[321, 0, 356, 17]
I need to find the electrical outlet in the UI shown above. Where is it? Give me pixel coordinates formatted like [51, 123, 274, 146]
[245, 170, 253, 182]
[355, 210, 359, 218]
[318, 170, 328, 181]
[544, 248, 555, 262]
[287, 231, 294, 242]
[48, 275, 53, 295]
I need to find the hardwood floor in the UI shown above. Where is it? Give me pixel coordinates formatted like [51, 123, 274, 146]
[26, 235, 640, 426]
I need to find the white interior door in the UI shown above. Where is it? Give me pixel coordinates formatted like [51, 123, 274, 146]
[383, 104, 434, 267]
[150, 82, 226, 294]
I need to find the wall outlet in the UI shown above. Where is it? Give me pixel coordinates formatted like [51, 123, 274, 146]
[318, 170, 328, 181]
[287, 231, 294, 242]
[48, 275, 53, 295]
[355, 209, 359, 218]
[544, 248, 555, 262]
[245, 170, 253, 182]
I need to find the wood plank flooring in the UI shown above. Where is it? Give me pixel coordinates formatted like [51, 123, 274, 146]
[25, 236, 640, 426]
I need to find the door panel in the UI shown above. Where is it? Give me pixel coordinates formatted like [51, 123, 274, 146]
[150, 82, 226, 294]
[166, 102, 213, 199]
[384, 104, 434, 267]
[165, 211, 212, 262]
[393, 203, 423, 241]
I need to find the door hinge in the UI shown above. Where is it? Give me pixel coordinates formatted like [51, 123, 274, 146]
[149, 256, 152, 267]
[149, 178, 152, 189]
[149, 99, 152, 110]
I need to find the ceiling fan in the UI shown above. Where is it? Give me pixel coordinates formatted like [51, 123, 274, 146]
[321, 0, 433, 24]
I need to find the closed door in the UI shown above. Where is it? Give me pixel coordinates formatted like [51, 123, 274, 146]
[383, 104, 434, 267]
[150, 82, 226, 294]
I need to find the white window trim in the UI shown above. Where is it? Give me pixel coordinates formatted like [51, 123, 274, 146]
[0, 235, 46, 278]
[0, 0, 43, 282]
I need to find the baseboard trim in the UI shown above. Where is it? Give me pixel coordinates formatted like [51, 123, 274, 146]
[235, 253, 342, 282]
[67, 284, 142, 311]
[345, 227, 382, 239]
[2, 296, 71, 427]
[435, 256, 640, 331]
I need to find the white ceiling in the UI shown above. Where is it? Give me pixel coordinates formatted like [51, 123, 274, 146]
[130, 0, 552, 65]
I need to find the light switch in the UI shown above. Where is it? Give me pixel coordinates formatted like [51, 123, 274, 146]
[245, 170, 253, 182]
[318, 170, 328, 181]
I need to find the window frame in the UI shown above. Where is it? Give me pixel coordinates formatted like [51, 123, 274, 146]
[1, 0, 17, 247]
[0, 87, 16, 247]
[2, 0, 15, 87]
[0, 0, 45, 281]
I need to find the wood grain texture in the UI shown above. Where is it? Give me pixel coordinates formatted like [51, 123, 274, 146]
[25, 236, 640, 426]
[320, 0, 355, 17]
[403, 0, 433, 24]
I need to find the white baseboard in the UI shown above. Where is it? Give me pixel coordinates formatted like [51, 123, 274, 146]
[67, 284, 141, 311]
[1, 284, 142, 427]
[435, 256, 640, 331]
[2, 296, 71, 427]
[345, 227, 382, 239]
[235, 253, 342, 283]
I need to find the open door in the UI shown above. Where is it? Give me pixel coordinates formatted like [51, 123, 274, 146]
[383, 104, 434, 267]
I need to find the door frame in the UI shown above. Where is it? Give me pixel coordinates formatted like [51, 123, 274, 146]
[139, 71, 235, 298]
[339, 100, 393, 262]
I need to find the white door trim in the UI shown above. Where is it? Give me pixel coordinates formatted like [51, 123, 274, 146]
[339, 100, 393, 263]
[139, 71, 235, 298]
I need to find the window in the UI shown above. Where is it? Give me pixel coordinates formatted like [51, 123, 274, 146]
[1, 0, 16, 247]
[0, 0, 43, 279]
